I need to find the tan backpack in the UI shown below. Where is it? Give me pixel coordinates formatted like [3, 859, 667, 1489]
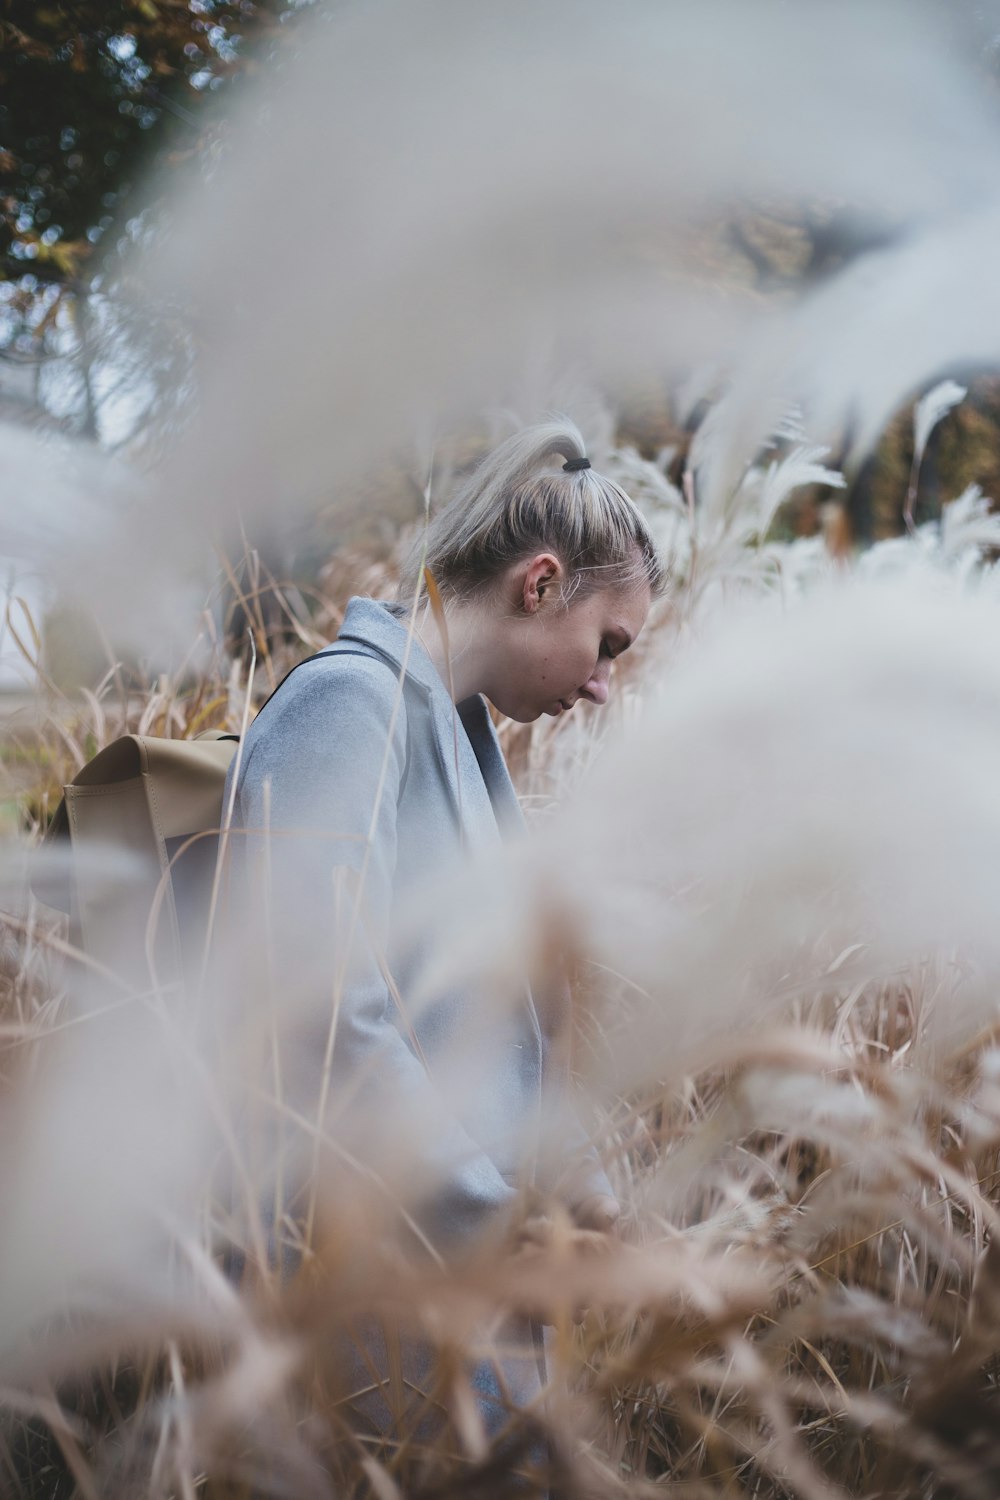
[41, 729, 239, 988]
[38, 643, 405, 990]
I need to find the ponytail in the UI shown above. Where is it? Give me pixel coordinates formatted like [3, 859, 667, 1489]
[399, 420, 663, 603]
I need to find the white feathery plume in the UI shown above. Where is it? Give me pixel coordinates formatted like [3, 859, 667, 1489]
[913, 378, 968, 470]
[939, 483, 1000, 558]
[4, 3, 1000, 658]
[406, 575, 1000, 1099]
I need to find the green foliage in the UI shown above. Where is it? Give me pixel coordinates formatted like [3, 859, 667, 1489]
[0, 1, 283, 294]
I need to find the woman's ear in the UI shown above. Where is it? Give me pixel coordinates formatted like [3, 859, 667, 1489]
[522, 552, 563, 613]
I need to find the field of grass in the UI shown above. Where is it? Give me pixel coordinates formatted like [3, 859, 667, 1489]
[3, 420, 1000, 1500]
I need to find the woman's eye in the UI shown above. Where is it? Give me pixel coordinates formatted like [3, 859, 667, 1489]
[600, 640, 614, 660]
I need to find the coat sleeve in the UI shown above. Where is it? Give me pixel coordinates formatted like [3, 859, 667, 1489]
[230, 656, 518, 1251]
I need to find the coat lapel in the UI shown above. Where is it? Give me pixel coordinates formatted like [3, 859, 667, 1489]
[337, 597, 519, 843]
[335, 588, 530, 840]
[335, 596, 545, 1112]
[457, 696, 524, 835]
[427, 691, 501, 846]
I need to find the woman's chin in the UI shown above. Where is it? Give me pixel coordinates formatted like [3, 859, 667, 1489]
[490, 696, 564, 724]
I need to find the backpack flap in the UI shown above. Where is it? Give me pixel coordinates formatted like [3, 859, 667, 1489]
[142, 735, 239, 987]
[138, 734, 238, 838]
[58, 734, 238, 990]
[61, 737, 173, 988]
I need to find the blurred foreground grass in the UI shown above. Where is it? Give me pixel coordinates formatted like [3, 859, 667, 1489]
[3, 437, 1000, 1498]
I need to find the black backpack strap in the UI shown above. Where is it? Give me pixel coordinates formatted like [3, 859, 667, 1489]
[231, 641, 415, 797]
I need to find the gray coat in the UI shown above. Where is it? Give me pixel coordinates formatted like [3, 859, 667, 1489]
[224, 596, 609, 1448]
[224, 597, 611, 1452]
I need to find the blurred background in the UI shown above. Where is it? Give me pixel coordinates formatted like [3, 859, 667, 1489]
[7, 3, 1000, 1497]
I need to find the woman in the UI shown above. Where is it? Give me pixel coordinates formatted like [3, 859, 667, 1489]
[224, 419, 662, 1470]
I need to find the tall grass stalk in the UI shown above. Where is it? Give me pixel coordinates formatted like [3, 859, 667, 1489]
[4, 422, 1000, 1497]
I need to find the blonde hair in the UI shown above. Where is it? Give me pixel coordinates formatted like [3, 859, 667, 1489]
[399, 420, 664, 604]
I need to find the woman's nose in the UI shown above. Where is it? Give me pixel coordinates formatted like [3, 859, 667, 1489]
[579, 662, 611, 706]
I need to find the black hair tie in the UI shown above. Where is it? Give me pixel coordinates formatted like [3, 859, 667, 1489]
[563, 456, 591, 472]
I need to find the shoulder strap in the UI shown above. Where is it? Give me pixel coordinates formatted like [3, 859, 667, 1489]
[237, 641, 415, 795]
[219, 640, 405, 736]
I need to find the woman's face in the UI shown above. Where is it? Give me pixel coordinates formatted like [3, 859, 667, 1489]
[484, 557, 652, 723]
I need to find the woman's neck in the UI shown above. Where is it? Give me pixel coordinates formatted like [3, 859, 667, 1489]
[405, 597, 492, 704]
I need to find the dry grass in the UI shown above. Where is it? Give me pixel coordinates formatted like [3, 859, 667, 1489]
[3, 433, 1000, 1499]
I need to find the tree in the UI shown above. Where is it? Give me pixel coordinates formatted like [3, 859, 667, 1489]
[0, 1, 291, 435]
[1, 2, 286, 290]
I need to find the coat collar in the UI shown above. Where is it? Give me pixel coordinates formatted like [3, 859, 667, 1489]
[336, 596, 523, 836]
[336, 597, 539, 1041]
[336, 595, 443, 696]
